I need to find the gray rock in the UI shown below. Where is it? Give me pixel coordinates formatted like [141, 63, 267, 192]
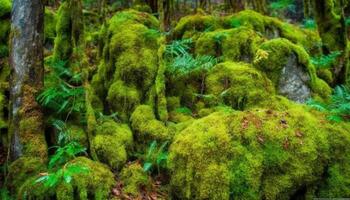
[278, 53, 311, 103]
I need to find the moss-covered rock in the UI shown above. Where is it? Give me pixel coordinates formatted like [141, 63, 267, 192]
[93, 120, 133, 170]
[120, 163, 150, 197]
[254, 38, 331, 102]
[223, 10, 321, 52]
[130, 105, 170, 149]
[15, 157, 115, 200]
[206, 62, 275, 110]
[91, 10, 163, 122]
[173, 11, 222, 40]
[195, 27, 264, 62]
[169, 105, 350, 199]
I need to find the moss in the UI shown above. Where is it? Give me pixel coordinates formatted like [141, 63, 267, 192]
[254, 38, 331, 99]
[120, 163, 150, 197]
[317, 69, 334, 84]
[130, 105, 170, 149]
[0, 0, 11, 18]
[93, 120, 133, 169]
[67, 124, 88, 147]
[195, 27, 264, 62]
[53, 0, 84, 62]
[223, 10, 321, 51]
[169, 104, 350, 199]
[16, 157, 116, 200]
[92, 10, 163, 122]
[206, 62, 275, 110]
[173, 12, 222, 40]
[44, 8, 57, 46]
[168, 112, 233, 200]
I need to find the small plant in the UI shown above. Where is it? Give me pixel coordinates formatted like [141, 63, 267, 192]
[37, 60, 85, 115]
[165, 38, 192, 58]
[253, 49, 269, 64]
[142, 141, 169, 174]
[307, 85, 350, 122]
[311, 51, 342, 69]
[175, 107, 193, 115]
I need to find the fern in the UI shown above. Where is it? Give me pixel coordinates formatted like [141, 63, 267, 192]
[311, 51, 342, 69]
[307, 85, 350, 122]
[175, 107, 192, 115]
[165, 38, 192, 58]
[302, 19, 316, 30]
[142, 141, 169, 174]
[269, 0, 295, 17]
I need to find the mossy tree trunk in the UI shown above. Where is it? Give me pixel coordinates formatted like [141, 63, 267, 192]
[311, 0, 349, 84]
[303, 0, 312, 18]
[9, 0, 47, 161]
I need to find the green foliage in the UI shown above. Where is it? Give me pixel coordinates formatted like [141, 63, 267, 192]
[302, 19, 316, 30]
[165, 38, 193, 58]
[38, 60, 85, 115]
[142, 141, 169, 174]
[0, 188, 13, 200]
[175, 107, 193, 115]
[269, 0, 295, 16]
[307, 85, 350, 122]
[346, 17, 350, 27]
[311, 51, 342, 69]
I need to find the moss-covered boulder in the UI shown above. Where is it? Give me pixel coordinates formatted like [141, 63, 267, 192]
[254, 38, 331, 102]
[173, 11, 222, 40]
[14, 157, 115, 200]
[130, 105, 170, 150]
[195, 27, 264, 62]
[223, 10, 321, 52]
[93, 120, 133, 170]
[169, 105, 350, 199]
[205, 62, 274, 110]
[91, 10, 163, 121]
[120, 163, 150, 197]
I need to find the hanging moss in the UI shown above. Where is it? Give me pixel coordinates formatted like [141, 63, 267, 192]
[120, 163, 150, 197]
[169, 104, 350, 199]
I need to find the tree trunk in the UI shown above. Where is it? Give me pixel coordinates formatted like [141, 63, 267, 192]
[9, 0, 47, 161]
[250, 0, 267, 14]
[311, 0, 349, 84]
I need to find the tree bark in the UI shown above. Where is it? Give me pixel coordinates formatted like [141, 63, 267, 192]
[9, 0, 47, 161]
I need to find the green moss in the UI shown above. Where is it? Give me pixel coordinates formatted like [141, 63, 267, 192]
[317, 69, 334, 84]
[254, 38, 331, 99]
[0, 0, 11, 18]
[169, 112, 233, 200]
[195, 27, 263, 62]
[206, 62, 275, 110]
[130, 105, 170, 149]
[93, 120, 133, 169]
[91, 10, 163, 122]
[223, 10, 321, 51]
[173, 12, 222, 40]
[67, 124, 88, 148]
[44, 8, 57, 45]
[120, 163, 150, 197]
[169, 105, 350, 199]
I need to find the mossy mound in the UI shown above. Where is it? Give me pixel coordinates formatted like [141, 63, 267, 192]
[92, 10, 161, 121]
[120, 163, 150, 197]
[169, 106, 350, 199]
[205, 62, 275, 110]
[223, 10, 321, 52]
[173, 11, 222, 40]
[195, 27, 264, 63]
[14, 157, 115, 200]
[93, 120, 133, 170]
[254, 38, 331, 102]
[130, 105, 170, 150]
